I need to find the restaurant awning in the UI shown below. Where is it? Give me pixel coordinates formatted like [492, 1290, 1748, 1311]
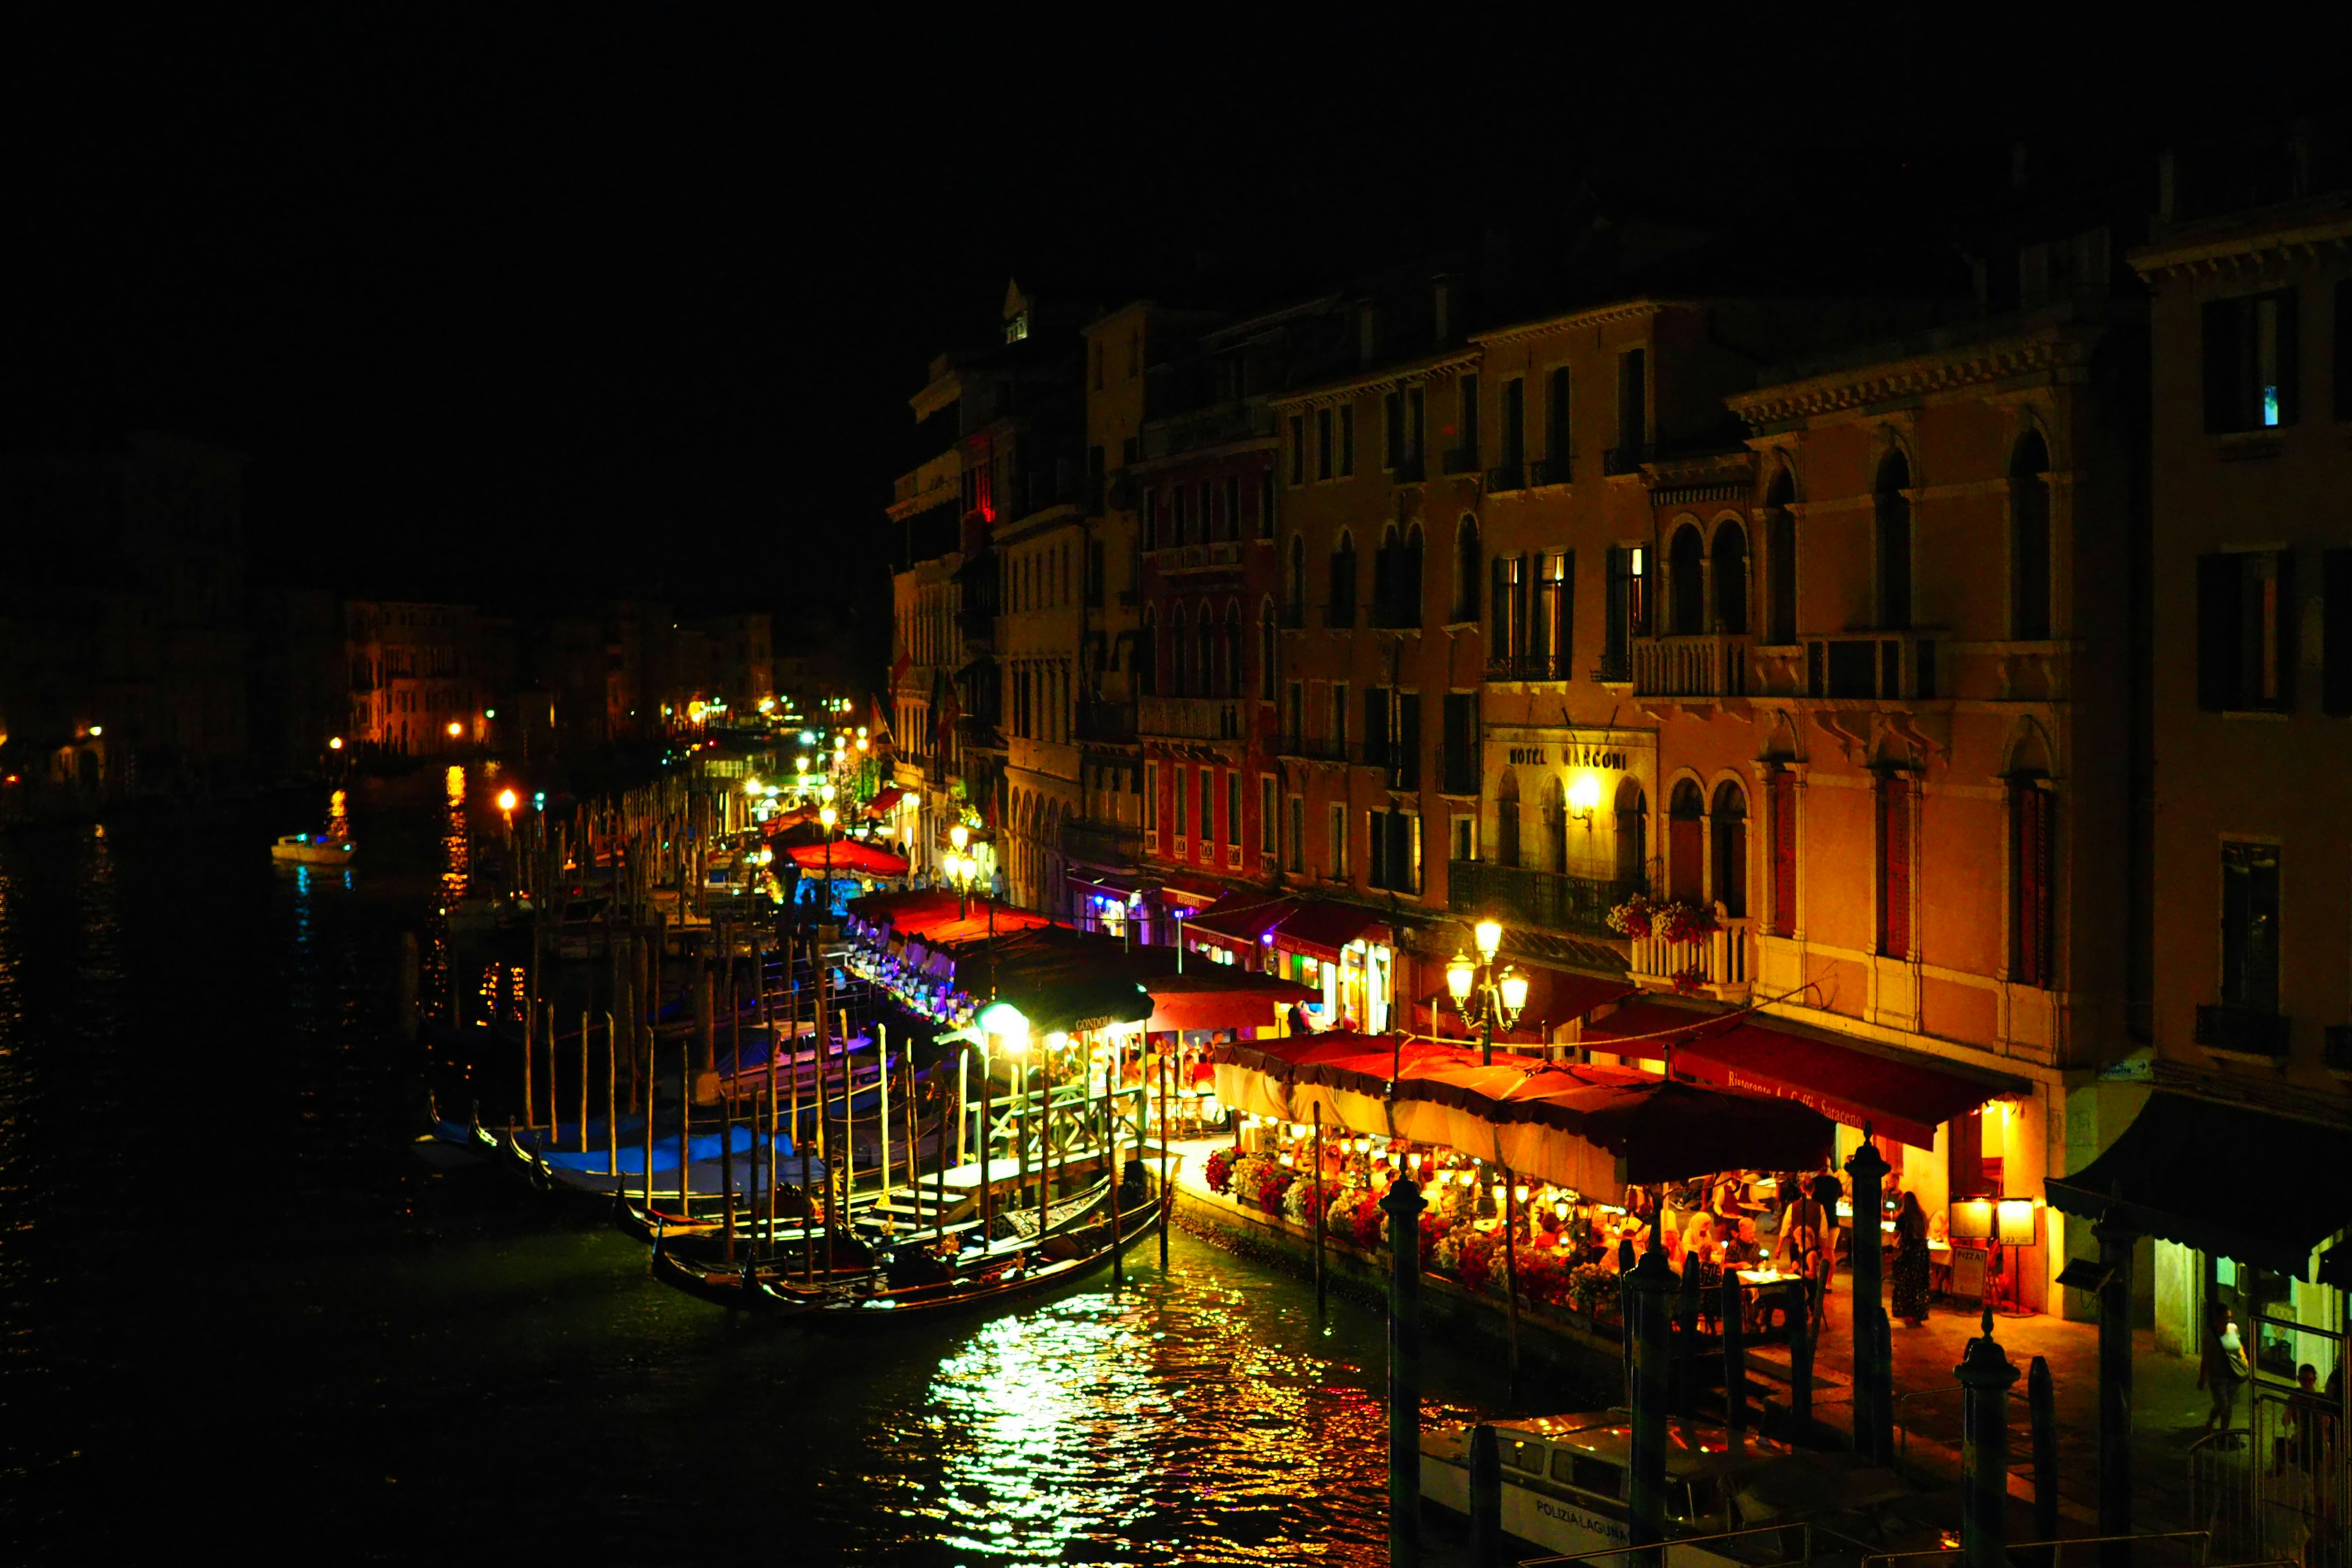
[786, 840, 910, 878]
[2047, 1092, 2352, 1277]
[1143, 967, 1317, 1032]
[1186, 891, 1298, 955]
[1670, 1022, 2019, 1151]
[864, 785, 909, 819]
[1156, 876, 1228, 908]
[1268, 900, 1386, 963]
[1208, 1033, 1832, 1194]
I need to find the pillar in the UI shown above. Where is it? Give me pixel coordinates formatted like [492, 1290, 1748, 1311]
[1381, 1174, 1428, 1568]
[1956, 1305, 2020, 1568]
[1845, 1129, 1891, 1463]
[2095, 1213, 2136, 1568]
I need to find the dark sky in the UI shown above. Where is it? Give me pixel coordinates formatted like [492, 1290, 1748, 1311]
[0, 17, 2301, 646]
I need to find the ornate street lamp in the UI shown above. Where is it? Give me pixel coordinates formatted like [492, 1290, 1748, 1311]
[1446, 917, 1529, 1066]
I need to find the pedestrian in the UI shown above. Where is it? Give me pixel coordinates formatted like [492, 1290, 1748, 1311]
[2200, 1310, 2251, 1434]
[1891, 1191, 1931, 1327]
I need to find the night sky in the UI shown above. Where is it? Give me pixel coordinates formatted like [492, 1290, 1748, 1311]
[0, 18, 2296, 656]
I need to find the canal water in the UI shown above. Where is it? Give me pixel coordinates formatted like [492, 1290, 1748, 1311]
[0, 776, 1576, 1562]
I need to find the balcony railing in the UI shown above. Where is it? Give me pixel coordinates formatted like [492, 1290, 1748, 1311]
[1449, 861, 1645, 941]
[1634, 635, 1751, 698]
[1485, 461, 1526, 492]
[1531, 455, 1571, 486]
[1593, 651, 1633, 685]
[1805, 633, 1940, 702]
[1441, 445, 1481, 476]
[1139, 695, 1246, 742]
[1629, 907, 1752, 1001]
[1273, 731, 1348, 763]
[1486, 651, 1572, 682]
[2195, 1004, 2290, 1056]
[1061, 816, 1143, 868]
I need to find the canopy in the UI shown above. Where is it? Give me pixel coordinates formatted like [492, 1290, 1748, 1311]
[1143, 967, 1317, 1032]
[1208, 1033, 1832, 1196]
[2047, 1092, 2352, 1277]
[1185, 891, 1298, 956]
[1669, 1021, 2018, 1150]
[1269, 900, 1385, 963]
[786, 840, 909, 878]
[864, 785, 909, 819]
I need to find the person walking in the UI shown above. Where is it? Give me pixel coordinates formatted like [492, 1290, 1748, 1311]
[1891, 1191, 1931, 1327]
[2200, 1309, 2251, 1434]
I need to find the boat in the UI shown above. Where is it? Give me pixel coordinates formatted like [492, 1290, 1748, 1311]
[271, 830, 357, 864]
[792, 1190, 1161, 1333]
[1418, 1411, 1926, 1564]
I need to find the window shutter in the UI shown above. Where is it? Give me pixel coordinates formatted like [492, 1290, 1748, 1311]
[2201, 299, 2242, 433]
[1770, 771, 1797, 938]
[2196, 553, 2241, 710]
[2324, 549, 2352, 717]
[1880, 776, 1912, 960]
[2274, 548, 2297, 709]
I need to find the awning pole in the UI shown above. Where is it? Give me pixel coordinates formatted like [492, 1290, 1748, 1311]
[1313, 1104, 1327, 1328]
[1502, 1163, 1521, 1409]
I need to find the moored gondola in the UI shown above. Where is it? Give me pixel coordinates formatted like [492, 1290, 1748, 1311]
[794, 1196, 1162, 1333]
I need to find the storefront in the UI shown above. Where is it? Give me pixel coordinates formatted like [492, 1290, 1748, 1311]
[1265, 902, 1394, 1035]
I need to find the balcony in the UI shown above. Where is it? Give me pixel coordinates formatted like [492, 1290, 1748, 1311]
[1449, 861, 1643, 941]
[1485, 462, 1526, 493]
[1634, 635, 1751, 699]
[1139, 695, 1247, 742]
[2195, 1004, 2290, 1056]
[1486, 652, 1572, 682]
[1061, 816, 1143, 868]
[1531, 455, 1571, 486]
[1592, 652, 1633, 686]
[1074, 701, 1136, 744]
[1441, 445, 1482, 477]
[1273, 731, 1348, 763]
[1629, 907, 1752, 1003]
[1804, 633, 1940, 702]
[1155, 541, 1245, 574]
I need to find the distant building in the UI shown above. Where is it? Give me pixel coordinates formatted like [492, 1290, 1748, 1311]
[345, 600, 480, 756]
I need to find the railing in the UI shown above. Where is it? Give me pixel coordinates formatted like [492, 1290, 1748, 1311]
[1060, 816, 1142, 867]
[1522, 1521, 1811, 1568]
[1441, 444, 1480, 475]
[1531, 454, 1571, 486]
[1635, 635, 1752, 698]
[1630, 907, 1752, 998]
[1153, 541, 1245, 572]
[1138, 695, 1246, 742]
[1804, 632, 1940, 702]
[1859, 1533, 2221, 1568]
[1485, 461, 1525, 492]
[1449, 861, 1643, 940]
[1593, 652, 1633, 685]
[2329, 1025, 2352, 1072]
[1485, 651, 1572, 682]
[1272, 731, 1348, 763]
[2196, 1004, 2290, 1056]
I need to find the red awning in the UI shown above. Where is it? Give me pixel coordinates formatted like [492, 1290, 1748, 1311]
[1268, 900, 1385, 963]
[864, 785, 908, 819]
[1670, 1020, 2019, 1150]
[1578, 997, 1735, 1049]
[1185, 891, 1298, 954]
[1144, 969, 1318, 1032]
[1156, 875, 1228, 907]
[785, 840, 910, 878]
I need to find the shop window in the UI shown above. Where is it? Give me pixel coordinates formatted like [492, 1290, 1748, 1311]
[2010, 782, 2054, 987]
[1497, 770, 1522, 867]
[1668, 780, 1705, 903]
[1875, 451, 1913, 631]
[1711, 780, 1747, 918]
[2196, 549, 2294, 712]
[1768, 769, 1797, 937]
[2202, 288, 2299, 432]
[2010, 432, 2052, 641]
[1877, 774, 1913, 960]
[2220, 840, 2280, 1014]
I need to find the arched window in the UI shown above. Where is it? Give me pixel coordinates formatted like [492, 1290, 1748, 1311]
[1711, 780, 1747, 918]
[2010, 431, 2051, 641]
[1713, 520, 1749, 636]
[1542, 779, 1567, 874]
[1668, 778, 1706, 904]
[1452, 516, 1481, 622]
[1668, 522, 1706, 636]
[1286, 535, 1306, 617]
[1258, 598, 1277, 700]
[1401, 522, 1426, 624]
[1496, 769, 1522, 867]
[1139, 607, 1157, 697]
[1374, 524, 1398, 623]
[1615, 778, 1648, 886]
[1169, 603, 1188, 697]
[1223, 601, 1243, 698]
[1763, 467, 1796, 644]
[1329, 530, 1358, 623]
[1875, 450, 1912, 630]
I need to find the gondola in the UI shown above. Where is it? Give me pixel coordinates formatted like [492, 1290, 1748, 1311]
[647, 1226, 874, 1316]
[794, 1197, 1162, 1333]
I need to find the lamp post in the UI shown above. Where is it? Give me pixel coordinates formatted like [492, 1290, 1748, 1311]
[818, 790, 838, 920]
[1446, 918, 1529, 1067]
[948, 821, 973, 918]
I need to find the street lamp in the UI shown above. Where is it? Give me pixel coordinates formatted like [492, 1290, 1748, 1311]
[1447, 917, 1529, 1066]
[819, 802, 838, 918]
